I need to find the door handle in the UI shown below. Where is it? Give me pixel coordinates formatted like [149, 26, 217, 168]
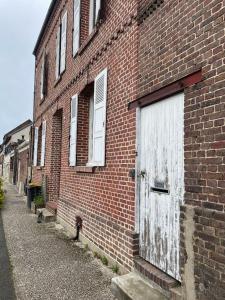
[138, 170, 146, 178]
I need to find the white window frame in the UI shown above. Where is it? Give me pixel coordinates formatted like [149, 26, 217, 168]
[91, 68, 108, 167]
[89, 0, 102, 34]
[40, 120, 47, 167]
[56, 11, 67, 79]
[73, 0, 81, 56]
[33, 127, 39, 167]
[69, 95, 78, 166]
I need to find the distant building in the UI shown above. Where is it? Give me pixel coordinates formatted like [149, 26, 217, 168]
[0, 120, 32, 194]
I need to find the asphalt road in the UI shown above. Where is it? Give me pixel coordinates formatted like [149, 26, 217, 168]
[0, 210, 16, 300]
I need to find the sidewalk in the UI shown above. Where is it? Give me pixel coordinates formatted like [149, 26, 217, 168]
[1, 183, 116, 300]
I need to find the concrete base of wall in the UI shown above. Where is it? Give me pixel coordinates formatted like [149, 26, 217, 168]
[57, 215, 128, 275]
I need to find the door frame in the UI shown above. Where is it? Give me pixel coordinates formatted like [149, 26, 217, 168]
[135, 93, 185, 278]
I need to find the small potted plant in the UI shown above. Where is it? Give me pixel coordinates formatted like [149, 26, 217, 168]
[33, 195, 45, 214]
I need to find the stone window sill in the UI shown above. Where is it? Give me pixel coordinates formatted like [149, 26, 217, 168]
[54, 69, 65, 87]
[75, 166, 95, 173]
[36, 166, 44, 170]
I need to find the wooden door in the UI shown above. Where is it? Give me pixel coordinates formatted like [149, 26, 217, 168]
[139, 93, 184, 280]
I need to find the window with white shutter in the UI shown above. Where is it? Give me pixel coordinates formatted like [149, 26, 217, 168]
[33, 127, 39, 166]
[69, 95, 78, 166]
[73, 0, 81, 56]
[40, 54, 45, 99]
[93, 68, 107, 166]
[40, 120, 47, 167]
[60, 11, 67, 73]
[89, 0, 102, 34]
[95, 0, 101, 23]
[55, 27, 60, 79]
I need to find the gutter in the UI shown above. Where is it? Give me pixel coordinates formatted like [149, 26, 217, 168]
[33, 0, 58, 55]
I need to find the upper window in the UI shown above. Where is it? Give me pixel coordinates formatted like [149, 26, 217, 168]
[73, 0, 81, 56]
[69, 68, 108, 167]
[55, 11, 68, 79]
[89, 0, 102, 34]
[40, 52, 48, 100]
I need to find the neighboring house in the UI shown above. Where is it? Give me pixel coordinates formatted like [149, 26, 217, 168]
[1, 120, 32, 194]
[0, 146, 3, 177]
[32, 0, 225, 299]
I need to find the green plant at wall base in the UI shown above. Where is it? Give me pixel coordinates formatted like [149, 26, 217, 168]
[0, 179, 4, 208]
[84, 244, 89, 251]
[94, 251, 101, 259]
[111, 264, 119, 274]
[101, 256, 108, 266]
[34, 195, 44, 207]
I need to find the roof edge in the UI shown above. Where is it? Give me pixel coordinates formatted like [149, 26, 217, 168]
[33, 0, 58, 56]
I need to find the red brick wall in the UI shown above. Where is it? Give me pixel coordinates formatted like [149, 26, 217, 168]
[33, 0, 225, 294]
[18, 148, 29, 187]
[138, 0, 225, 298]
[33, 0, 139, 270]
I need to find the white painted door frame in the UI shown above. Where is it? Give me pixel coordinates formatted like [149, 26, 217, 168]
[135, 93, 184, 281]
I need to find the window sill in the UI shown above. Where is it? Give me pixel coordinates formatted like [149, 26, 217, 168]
[54, 69, 65, 87]
[75, 166, 95, 173]
[39, 97, 46, 105]
[78, 27, 99, 56]
[36, 166, 44, 170]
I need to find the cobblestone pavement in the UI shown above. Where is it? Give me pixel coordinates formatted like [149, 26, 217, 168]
[1, 183, 116, 300]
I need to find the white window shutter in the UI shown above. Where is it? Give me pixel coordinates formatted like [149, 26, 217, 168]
[95, 0, 101, 22]
[89, 0, 94, 34]
[40, 54, 45, 99]
[73, 0, 81, 56]
[69, 95, 78, 166]
[33, 127, 39, 166]
[40, 120, 47, 167]
[55, 27, 60, 79]
[60, 11, 67, 73]
[93, 68, 107, 166]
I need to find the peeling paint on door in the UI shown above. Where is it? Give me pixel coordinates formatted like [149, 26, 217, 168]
[139, 93, 184, 281]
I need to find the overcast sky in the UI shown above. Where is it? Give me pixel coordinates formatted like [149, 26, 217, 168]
[0, 0, 51, 142]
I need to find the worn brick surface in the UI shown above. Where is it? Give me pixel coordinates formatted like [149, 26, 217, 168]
[33, 0, 225, 297]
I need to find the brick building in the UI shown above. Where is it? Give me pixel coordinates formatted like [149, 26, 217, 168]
[0, 120, 32, 194]
[33, 0, 225, 299]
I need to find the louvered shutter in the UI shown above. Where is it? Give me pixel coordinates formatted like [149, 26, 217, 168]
[40, 54, 45, 99]
[89, 0, 95, 34]
[60, 11, 67, 73]
[95, 0, 102, 22]
[43, 53, 48, 97]
[73, 0, 81, 56]
[55, 27, 60, 79]
[93, 68, 107, 166]
[33, 127, 39, 166]
[69, 95, 78, 166]
[40, 120, 47, 167]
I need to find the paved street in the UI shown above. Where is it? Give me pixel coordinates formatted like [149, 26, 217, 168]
[1, 183, 116, 300]
[0, 208, 16, 300]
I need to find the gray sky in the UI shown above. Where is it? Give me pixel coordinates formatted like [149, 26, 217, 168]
[0, 0, 51, 142]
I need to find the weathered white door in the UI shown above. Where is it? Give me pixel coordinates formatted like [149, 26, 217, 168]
[139, 93, 184, 281]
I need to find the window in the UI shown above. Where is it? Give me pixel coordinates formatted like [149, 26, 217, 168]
[92, 68, 107, 166]
[40, 52, 48, 100]
[88, 95, 94, 164]
[73, 0, 81, 56]
[56, 11, 68, 79]
[69, 95, 78, 166]
[69, 68, 108, 167]
[33, 127, 38, 166]
[33, 121, 47, 167]
[40, 120, 47, 167]
[89, 0, 102, 34]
